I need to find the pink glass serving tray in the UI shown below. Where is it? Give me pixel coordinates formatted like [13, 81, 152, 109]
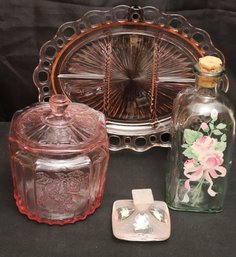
[33, 5, 228, 152]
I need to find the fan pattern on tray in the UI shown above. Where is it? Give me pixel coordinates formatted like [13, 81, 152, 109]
[60, 34, 193, 122]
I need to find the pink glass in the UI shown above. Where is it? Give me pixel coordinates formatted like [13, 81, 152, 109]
[112, 189, 171, 241]
[33, 5, 228, 152]
[8, 95, 109, 225]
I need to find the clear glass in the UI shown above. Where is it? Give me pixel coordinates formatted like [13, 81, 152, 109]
[8, 95, 109, 224]
[166, 68, 235, 213]
[33, 5, 227, 152]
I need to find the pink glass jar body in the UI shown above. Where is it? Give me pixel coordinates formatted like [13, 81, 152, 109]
[9, 95, 109, 225]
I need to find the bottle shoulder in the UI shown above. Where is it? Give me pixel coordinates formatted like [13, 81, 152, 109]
[178, 92, 234, 116]
[173, 94, 235, 133]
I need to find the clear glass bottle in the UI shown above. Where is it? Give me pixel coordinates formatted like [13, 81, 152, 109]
[8, 95, 109, 224]
[166, 56, 235, 212]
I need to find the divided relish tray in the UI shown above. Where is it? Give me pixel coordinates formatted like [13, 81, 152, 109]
[33, 5, 228, 151]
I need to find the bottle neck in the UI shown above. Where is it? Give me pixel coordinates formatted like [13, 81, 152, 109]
[195, 74, 221, 97]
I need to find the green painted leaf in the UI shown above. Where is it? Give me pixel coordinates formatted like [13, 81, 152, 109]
[204, 127, 210, 133]
[216, 123, 227, 130]
[215, 142, 227, 152]
[183, 129, 203, 145]
[209, 123, 214, 130]
[213, 129, 223, 136]
[221, 134, 227, 142]
[211, 116, 217, 122]
[183, 147, 198, 161]
[181, 144, 189, 148]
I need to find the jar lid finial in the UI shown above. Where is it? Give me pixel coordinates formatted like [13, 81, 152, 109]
[49, 95, 69, 116]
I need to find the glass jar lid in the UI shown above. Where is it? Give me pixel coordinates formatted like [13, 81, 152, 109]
[13, 95, 107, 153]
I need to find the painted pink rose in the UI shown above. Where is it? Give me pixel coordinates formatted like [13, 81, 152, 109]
[201, 152, 223, 169]
[201, 152, 226, 181]
[200, 122, 208, 131]
[184, 159, 199, 172]
[191, 136, 217, 156]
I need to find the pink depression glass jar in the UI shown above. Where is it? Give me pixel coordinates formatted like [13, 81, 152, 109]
[8, 95, 109, 225]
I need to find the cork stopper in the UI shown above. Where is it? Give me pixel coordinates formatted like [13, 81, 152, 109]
[199, 56, 222, 72]
[197, 56, 223, 88]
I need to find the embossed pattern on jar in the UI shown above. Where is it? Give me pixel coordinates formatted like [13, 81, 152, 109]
[9, 95, 109, 224]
